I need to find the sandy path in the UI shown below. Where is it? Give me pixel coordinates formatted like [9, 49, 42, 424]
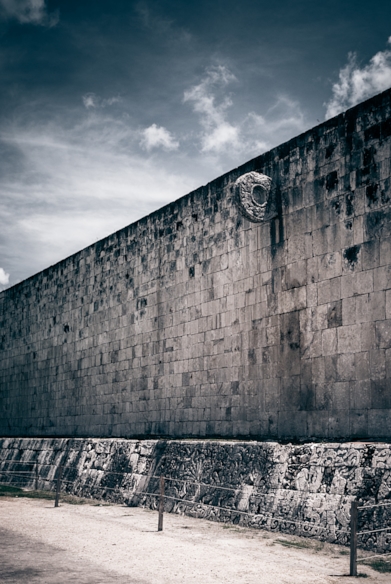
[0, 497, 388, 583]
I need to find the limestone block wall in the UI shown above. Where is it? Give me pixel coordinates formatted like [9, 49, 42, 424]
[1, 88, 391, 439]
[1, 438, 390, 551]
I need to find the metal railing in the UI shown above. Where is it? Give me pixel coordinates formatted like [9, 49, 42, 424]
[1, 457, 391, 577]
[349, 500, 391, 576]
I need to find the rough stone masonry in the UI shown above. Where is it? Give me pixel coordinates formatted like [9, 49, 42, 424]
[1, 88, 391, 440]
[1, 438, 390, 552]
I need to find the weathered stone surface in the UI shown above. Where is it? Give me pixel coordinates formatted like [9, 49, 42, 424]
[235, 171, 277, 222]
[1, 438, 390, 552]
[1, 89, 391, 439]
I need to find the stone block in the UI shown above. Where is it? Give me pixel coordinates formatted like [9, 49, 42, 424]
[355, 294, 370, 323]
[371, 379, 391, 409]
[376, 320, 391, 348]
[322, 329, 337, 356]
[368, 409, 391, 437]
[279, 376, 301, 410]
[312, 226, 330, 256]
[277, 410, 308, 438]
[310, 304, 328, 331]
[355, 351, 370, 381]
[337, 353, 356, 381]
[287, 233, 310, 263]
[327, 300, 342, 328]
[318, 252, 342, 281]
[351, 379, 371, 409]
[318, 280, 331, 305]
[354, 270, 374, 295]
[306, 411, 329, 438]
[370, 291, 386, 321]
[340, 273, 355, 299]
[315, 383, 332, 410]
[281, 260, 307, 291]
[386, 290, 391, 319]
[328, 410, 350, 438]
[374, 264, 391, 291]
[337, 324, 361, 353]
[279, 286, 307, 313]
[370, 349, 386, 380]
[360, 322, 376, 352]
[307, 282, 318, 307]
[342, 297, 356, 326]
[349, 410, 368, 438]
[331, 382, 350, 410]
[306, 256, 318, 284]
[361, 239, 380, 270]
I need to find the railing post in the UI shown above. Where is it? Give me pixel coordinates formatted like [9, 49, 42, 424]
[158, 476, 165, 532]
[350, 500, 358, 577]
[35, 461, 39, 491]
[54, 459, 64, 508]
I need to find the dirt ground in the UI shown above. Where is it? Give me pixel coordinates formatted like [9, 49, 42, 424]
[0, 496, 390, 584]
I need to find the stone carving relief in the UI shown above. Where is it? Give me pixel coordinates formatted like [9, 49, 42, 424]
[2, 438, 391, 552]
[235, 171, 277, 222]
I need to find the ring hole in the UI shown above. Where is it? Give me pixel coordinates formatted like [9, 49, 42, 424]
[252, 185, 268, 205]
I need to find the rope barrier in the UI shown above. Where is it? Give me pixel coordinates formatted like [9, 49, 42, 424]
[358, 501, 391, 509]
[1, 456, 387, 470]
[0, 461, 57, 467]
[357, 553, 391, 563]
[357, 526, 391, 536]
[1, 467, 390, 549]
[136, 490, 350, 534]
[2, 451, 391, 576]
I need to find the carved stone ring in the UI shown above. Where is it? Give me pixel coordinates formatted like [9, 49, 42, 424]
[235, 171, 276, 222]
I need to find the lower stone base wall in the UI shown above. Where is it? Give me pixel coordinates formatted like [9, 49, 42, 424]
[1, 438, 390, 552]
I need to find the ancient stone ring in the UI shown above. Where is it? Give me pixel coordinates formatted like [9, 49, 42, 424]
[235, 171, 275, 222]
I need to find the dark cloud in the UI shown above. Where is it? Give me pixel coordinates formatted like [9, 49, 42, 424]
[0, 0, 390, 287]
[0, 0, 58, 26]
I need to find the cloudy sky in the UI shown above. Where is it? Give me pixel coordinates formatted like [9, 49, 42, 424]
[0, 0, 390, 289]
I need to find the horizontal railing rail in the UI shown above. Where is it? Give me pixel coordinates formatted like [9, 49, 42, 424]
[1, 454, 391, 577]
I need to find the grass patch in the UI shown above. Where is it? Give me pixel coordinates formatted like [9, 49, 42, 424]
[0, 485, 24, 495]
[275, 538, 323, 551]
[222, 524, 242, 532]
[0, 484, 55, 500]
[362, 558, 391, 573]
[0, 484, 89, 504]
[62, 495, 90, 505]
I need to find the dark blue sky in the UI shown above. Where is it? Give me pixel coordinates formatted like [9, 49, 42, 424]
[0, 0, 390, 287]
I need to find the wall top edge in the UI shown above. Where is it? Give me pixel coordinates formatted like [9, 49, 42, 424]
[2, 86, 391, 296]
[1, 437, 391, 449]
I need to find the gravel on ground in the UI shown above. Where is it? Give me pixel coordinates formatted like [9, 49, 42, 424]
[0, 497, 389, 584]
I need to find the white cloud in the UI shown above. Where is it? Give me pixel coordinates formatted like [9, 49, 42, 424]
[140, 123, 179, 151]
[184, 66, 306, 158]
[82, 93, 97, 109]
[0, 0, 58, 26]
[184, 65, 239, 153]
[135, 1, 192, 44]
[201, 122, 239, 153]
[105, 96, 121, 106]
[1, 73, 308, 287]
[0, 112, 196, 285]
[245, 96, 305, 152]
[0, 267, 9, 286]
[82, 93, 121, 109]
[325, 38, 391, 119]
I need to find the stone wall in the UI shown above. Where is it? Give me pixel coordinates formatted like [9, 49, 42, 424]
[1, 88, 391, 439]
[1, 438, 390, 551]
